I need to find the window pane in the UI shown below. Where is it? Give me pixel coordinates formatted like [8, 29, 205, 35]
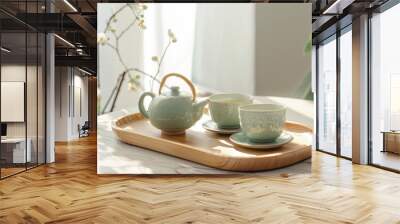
[371, 4, 400, 171]
[340, 28, 352, 158]
[1, 31, 28, 177]
[318, 36, 337, 154]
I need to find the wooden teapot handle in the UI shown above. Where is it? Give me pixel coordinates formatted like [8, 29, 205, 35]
[159, 73, 196, 102]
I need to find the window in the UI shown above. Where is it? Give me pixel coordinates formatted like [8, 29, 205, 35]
[317, 35, 337, 154]
[370, 3, 400, 171]
[0, 1, 47, 179]
[389, 74, 400, 130]
[316, 26, 353, 159]
[339, 27, 352, 158]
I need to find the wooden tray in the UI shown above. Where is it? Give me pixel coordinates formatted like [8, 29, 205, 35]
[112, 113, 312, 172]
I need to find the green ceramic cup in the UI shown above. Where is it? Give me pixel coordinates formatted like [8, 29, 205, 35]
[239, 104, 286, 143]
[208, 93, 252, 129]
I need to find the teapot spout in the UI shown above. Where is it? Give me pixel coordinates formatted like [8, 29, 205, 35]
[192, 98, 208, 122]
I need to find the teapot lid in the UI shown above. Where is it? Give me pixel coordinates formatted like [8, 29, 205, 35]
[161, 86, 191, 98]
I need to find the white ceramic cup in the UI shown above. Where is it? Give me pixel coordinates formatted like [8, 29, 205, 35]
[239, 104, 286, 143]
[208, 93, 252, 129]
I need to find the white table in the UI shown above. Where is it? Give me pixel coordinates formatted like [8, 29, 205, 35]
[98, 96, 314, 174]
[1, 138, 32, 163]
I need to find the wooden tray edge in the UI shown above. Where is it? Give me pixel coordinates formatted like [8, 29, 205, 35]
[111, 113, 312, 172]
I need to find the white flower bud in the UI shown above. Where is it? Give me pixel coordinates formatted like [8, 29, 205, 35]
[168, 29, 175, 39]
[97, 33, 108, 45]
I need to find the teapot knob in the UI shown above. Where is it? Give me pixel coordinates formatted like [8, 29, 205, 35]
[170, 86, 180, 96]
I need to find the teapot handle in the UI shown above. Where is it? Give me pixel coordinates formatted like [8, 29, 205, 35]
[138, 91, 155, 119]
[159, 73, 196, 102]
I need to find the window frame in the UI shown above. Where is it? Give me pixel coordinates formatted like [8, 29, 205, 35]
[315, 24, 353, 161]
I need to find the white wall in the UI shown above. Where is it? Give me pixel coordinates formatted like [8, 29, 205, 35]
[1, 65, 37, 137]
[255, 4, 311, 97]
[191, 4, 255, 94]
[1, 63, 47, 164]
[55, 67, 68, 141]
[78, 75, 89, 124]
[72, 74, 89, 138]
[55, 67, 89, 141]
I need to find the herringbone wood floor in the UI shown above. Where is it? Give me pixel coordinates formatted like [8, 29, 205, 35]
[1, 135, 400, 224]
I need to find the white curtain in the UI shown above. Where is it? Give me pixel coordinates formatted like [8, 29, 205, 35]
[143, 4, 197, 93]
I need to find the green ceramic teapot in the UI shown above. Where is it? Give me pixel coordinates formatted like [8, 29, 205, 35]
[138, 73, 208, 135]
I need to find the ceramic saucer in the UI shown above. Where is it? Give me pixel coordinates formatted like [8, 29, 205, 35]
[202, 120, 241, 135]
[229, 132, 293, 149]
